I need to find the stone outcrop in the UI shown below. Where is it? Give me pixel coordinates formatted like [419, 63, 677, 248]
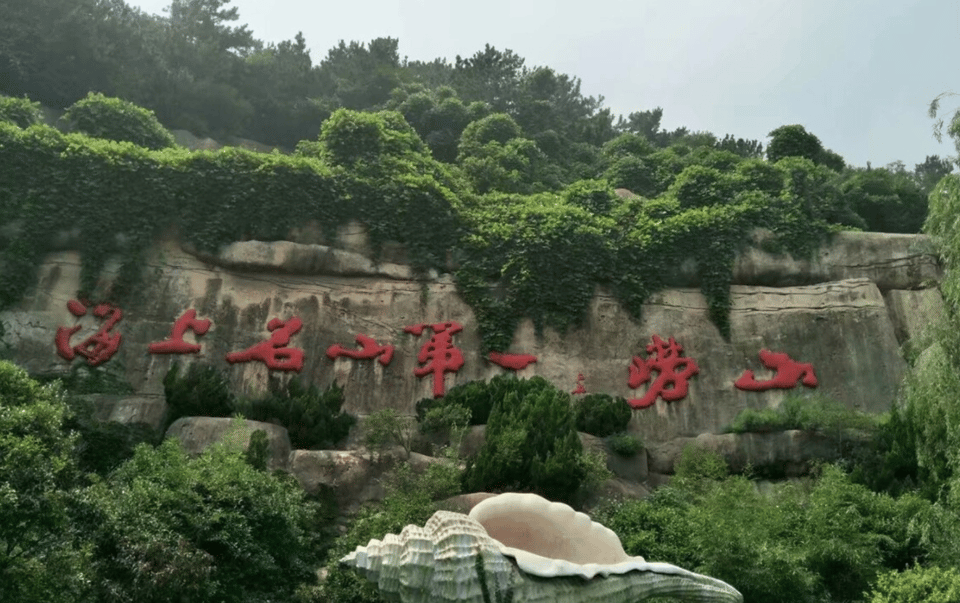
[646, 430, 868, 476]
[165, 417, 292, 471]
[87, 394, 167, 433]
[288, 447, 445, 512]
[0, 229, 944, 498]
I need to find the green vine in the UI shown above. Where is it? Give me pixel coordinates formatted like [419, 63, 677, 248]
[0, 111, 838, 353]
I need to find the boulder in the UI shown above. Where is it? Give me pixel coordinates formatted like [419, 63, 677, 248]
[288, 446, 445, 512]
[730, 231, 941, 290]
[181, 239, 427, 281]
[883, 287, 945, 345]
[88, 394, 167, 432]
[647, 430, 859, 476]
[164, 417, 292, 471]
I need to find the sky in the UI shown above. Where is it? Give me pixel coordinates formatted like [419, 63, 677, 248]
[127, 0, 960, 171]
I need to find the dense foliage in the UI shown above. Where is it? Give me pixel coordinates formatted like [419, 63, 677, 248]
[461, 377, 590, 504]
[573, 392, 632, 437]
[0, 360, 332, 602]
[164, 363, 355, 449]
[61, 92, 176, 150]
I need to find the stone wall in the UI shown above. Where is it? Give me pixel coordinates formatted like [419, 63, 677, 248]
[0, 230, 942, 446]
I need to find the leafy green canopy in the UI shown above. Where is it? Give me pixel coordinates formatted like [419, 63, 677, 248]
[0, 361, 89, 603]
[0, 106, 871, 352]
[79, 437, 323, 603]
[595, 462, 929, 603]
[0, 95, 43, 128]
[61, 92, 176, 150]
[461, 377, 588, 504]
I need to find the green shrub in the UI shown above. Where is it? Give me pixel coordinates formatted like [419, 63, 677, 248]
[461, 382, 589, 505]
[245, 429, 270, 471]
[867, 566, 960, 603]
[236, 380, 356, 450]
[726, 406, 789, 433]
[726, 393, 877, 435]
[162, 362, 236, 429]
[574, 392, 632, 437]
[61, 92, 175, 150]
[416, 375, 555, 427]
[80, 438, 324, 603]
[607, 431, 643, 456]
[0, 361, 91, 603]
[362, 408, 417, 458]
[0, 95, 43, 128]
[674, 445, 729, 481]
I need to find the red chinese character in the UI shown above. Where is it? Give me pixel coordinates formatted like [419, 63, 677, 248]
[55, 300, 123, 366]
[488, 351, 538, 371]
[226, 316, 304, 372]
[571, 372, 587, 395]
[627, 335, 700, 409]
[734, 349, 818, 391]
[405, 321, 464, 398]
[148, 309, 212, 354]
[326, 334, 394, 365]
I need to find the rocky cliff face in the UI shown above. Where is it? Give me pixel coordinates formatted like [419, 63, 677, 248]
[0, 229, 942, 451]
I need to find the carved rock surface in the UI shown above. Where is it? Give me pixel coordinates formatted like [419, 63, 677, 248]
[164, 417, 292, 470]
[0, 235, 920, 443]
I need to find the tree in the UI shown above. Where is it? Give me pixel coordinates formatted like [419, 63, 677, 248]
[914, 155, 954, 196]
[929, 91, 960, 159]
[318, 37, 404, 110]
[61, 92, 176, 149]
[81, 436, 322, 603]
[839, 166, 927, 233]
[454, 44, 525, 112]
[0, 361, 90, 603]
[767, 124, 825, 164]
[715, 133, 763, 159]
[618, 107, 665, 145]
[462, 381, 588, 505]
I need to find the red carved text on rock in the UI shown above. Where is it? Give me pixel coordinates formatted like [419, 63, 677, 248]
[326, 334, 394, 365]
[734, 349, 818, 391]
[148, 309, 212, 354]
[226, 316, 304, 372]
[405, 321, 464, 397]
[55, 300, 124, 366]
[627, 335, 699, 409]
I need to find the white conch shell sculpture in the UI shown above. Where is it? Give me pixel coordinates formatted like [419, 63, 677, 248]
[340, 492, 743, 603]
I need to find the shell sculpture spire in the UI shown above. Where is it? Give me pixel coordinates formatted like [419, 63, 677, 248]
[340, 492, 743, 603]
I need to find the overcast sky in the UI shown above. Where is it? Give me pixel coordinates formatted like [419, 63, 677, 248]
[128, 0, 959, 171]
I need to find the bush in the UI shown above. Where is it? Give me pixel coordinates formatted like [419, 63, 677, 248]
[0, 361, 91, 603]
[461, 381, 589, 505]
[867, 566, 960, 603]
[674, 445, 729, 481]
[607, 431, 643, 456]
[416, 374, 555, 428]
[362, 408, 417, 458]
[0, 95, 43, 128]
[574, 392, 632, 437]
[236, 380, 356, 450]
[80, 438, 324, 603]
[61, 92, 175, 150]
[726, 393, 877, 435]
[162, 362, 236, 429]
